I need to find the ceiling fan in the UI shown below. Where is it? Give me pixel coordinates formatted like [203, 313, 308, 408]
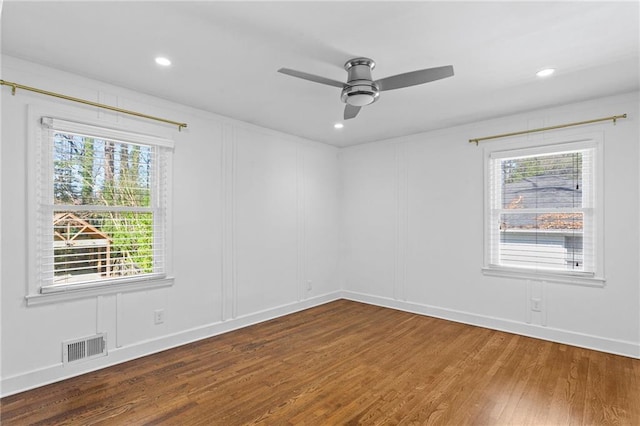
[278, 58, 454, 120]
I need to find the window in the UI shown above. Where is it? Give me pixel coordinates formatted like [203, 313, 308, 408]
[32, 117, 173, 296]
[484, 138, 603, 285]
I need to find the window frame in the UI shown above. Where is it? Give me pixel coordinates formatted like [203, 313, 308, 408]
[26, 108, 174, 305]
[482, 133, 605, 287]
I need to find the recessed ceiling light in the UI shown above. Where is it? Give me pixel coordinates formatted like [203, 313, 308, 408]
[536, 68, 555, 77]
[334, 123, 344, 129]
[155, 57, 172, 67]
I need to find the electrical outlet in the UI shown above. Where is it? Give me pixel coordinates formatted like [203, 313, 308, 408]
[154, 309, 165, 324]
[307, 280, 312, 291]
[531, 298, 542, 312]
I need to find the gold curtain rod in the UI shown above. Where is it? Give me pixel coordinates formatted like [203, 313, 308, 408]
[0, 79, 188, 131]
[469, 114, 627, 145]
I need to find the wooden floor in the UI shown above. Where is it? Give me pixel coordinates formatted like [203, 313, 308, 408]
[2, 300, 639, 425]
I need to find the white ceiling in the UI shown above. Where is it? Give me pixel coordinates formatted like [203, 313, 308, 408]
[2, 1, 639, 147]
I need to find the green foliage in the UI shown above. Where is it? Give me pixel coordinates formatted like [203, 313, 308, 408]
[53, 134, 80, 204]
[101, 212, 153, 274]
[81, 138, 95, 204]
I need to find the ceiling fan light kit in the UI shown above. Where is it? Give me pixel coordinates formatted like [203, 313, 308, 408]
[278, 57, 454, 120]
[341, 58, 380, 107]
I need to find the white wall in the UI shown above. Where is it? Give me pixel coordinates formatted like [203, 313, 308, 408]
[0, 56, 341, 396]
[340, 91, 640, 358]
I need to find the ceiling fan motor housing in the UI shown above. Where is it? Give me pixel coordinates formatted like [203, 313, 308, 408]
[341, 57, 379, 107]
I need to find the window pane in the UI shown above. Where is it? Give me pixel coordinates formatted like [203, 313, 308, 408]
[53, 133, 152, 207]
[51, 211, 155, 285]
[501, 152, 582, 209]
[499, 212, 584, 270]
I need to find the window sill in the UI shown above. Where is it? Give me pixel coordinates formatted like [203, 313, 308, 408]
[482, 266, 605, 287]
[25, 276, 174, 306]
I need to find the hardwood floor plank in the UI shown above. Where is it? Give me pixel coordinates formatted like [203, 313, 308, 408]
[2, 300, 639, 425]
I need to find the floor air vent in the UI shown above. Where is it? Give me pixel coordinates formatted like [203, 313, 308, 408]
[63, 333, 107, 363]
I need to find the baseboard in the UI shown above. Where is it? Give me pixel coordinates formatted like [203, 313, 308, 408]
[342, 291, 640, 359]
[0, 291, 342, 398]
[3, 290, 637, 397]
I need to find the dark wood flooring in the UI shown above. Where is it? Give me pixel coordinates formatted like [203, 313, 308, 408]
[1, 299, 639, 425]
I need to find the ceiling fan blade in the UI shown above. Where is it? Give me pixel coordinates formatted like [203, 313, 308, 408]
[278, 68, 345, 88]
[344, 104, 361, 120]
[375, 65, 454, 91]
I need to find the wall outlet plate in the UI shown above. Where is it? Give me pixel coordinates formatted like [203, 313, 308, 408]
[531, 299, 542, 312]
[154, 309, 165, 324]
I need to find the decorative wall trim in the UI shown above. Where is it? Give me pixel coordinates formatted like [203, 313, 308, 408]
[394, 143, 408, 302]
[221, 123, 238, 321]
[296, 146, 307, 301]
[0, 291, 343, 398]
[115, 293, 124, 348]
[342, 290, 640, 360]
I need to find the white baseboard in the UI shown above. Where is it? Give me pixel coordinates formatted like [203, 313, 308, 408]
[0, 291, 342, 398]
[342, 290, 640, 360]
[3, 290, 638, 397]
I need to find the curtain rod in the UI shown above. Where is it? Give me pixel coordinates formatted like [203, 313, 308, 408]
[0, 79, 188, 131]
[469, 114, 627, 145]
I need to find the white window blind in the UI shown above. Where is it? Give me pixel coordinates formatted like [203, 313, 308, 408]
[487, 141, 598, 276]
[37, 117, 173, 293]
